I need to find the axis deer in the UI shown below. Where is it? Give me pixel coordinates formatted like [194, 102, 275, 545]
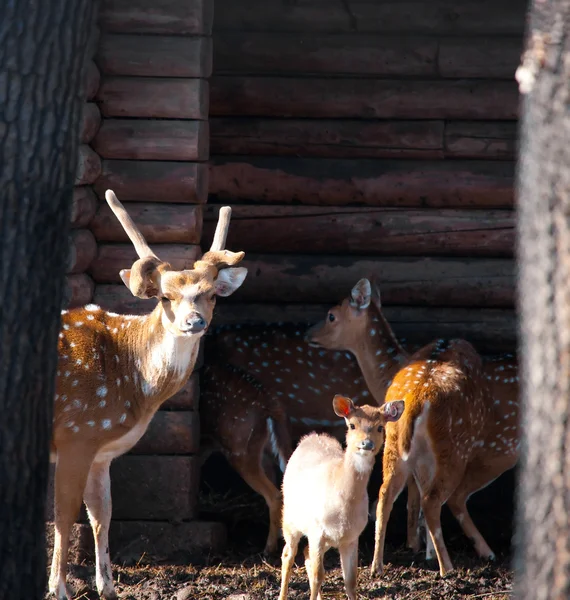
[279, 394, 405, 600]
[306, 278, 520, 577]
[49, 191, 247, 600]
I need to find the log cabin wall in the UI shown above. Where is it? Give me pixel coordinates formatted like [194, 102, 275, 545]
[203, 0, 527, 355]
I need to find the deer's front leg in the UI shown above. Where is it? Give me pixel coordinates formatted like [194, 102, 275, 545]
[83, 459, 117, 600]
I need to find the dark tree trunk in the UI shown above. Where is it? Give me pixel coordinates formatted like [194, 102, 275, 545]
[514, 1, 570, 598]
[0, 1, 96, 597]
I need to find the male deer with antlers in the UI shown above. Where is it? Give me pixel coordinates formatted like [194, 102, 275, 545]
[306, 278, 520, 577]
[49, 191, 247, 600]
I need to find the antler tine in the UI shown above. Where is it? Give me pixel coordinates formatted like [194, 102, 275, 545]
[209, 206, 232, 252]
[105, 190, 159, 260]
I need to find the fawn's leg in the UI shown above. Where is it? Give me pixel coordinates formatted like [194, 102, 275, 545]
[83, 459, 117, 600]
[305, 538, 327, 600]
[278, 527, 301, 600]
[339, 540, 359, 600]
[49, 449, 93, 600]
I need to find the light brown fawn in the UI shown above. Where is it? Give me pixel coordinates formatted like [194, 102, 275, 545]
[306, 278, 521, 577]
[279, 395, 404, 600]
[49, 190, 247, 600]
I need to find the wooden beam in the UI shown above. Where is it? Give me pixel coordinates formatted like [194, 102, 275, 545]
[210, 118, 444, 159]
[89, 244, 201, 283]
[84, 60, 100, 101]
[94, 160, 208, 203]
[67, 229, 98, 274]
[99, 0, 214, 35]
[79, 102, 101, 144]
[97, 33, 212, 78]
[210, 76, 520, 120]
[64, 274, 95, 308]
[209, 157, 514, 208]
[202, 205, 515, 257]
[213, 33, 438, 76]
[92, 119, 209, 161]
[91, 202, 203, 244]
[75, 145, 101, 186]
[96, 76, 209, 119]
[444, 121, 518, 160]
[131, 411, 199, 455]
[70, 186, 98, 228]
[163, 373, 199, 411]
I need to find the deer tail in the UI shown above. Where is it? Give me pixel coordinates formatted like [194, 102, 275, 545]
[266, 410, 293, 473]
[398, 400, 429, 461]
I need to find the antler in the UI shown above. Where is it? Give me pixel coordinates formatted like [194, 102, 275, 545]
[209, 206, 232, 252]
[105, 190, 159, 260]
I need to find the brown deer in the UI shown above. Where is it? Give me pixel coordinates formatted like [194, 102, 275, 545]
[306, 278, 520, 577]
[278, 394, 405, 600]
[49, 191, 247, 600]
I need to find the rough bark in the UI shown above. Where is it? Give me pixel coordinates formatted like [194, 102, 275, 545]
[514, 1, 570, 598]
[0, 0, 95, 597]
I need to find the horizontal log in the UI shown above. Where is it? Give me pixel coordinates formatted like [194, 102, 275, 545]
[67, 229, 98, 274]
[79, 102, 101, 144]
[70, 186, 98, 228]
[203, 205, 514, 257]
[213, 0, 527, 35]
[132, 411, 199, 454]
[64, 274, 95, 308]
[96, 76, 209, 120]
[89, 244, 201, 283]
[439, 37, 523, 79]
[210, 77, 520, 120]
[209, 157, 514, 208]
[92, 119, 209, 161]
[230, 255, 515, 307]
[210, 118, 444, 159]
[94, 160, 208, 203]
[211, 305, 518, 354]
[94, 284, 158, 315]
[163, 372, 199, 411]
[84, 60, 100, 101]
[97, 33, 212, 78]
[213, 33, 437, 76]
[91, 202, 202, 244]
[99, 0, 214, 35]
[444, 121, 519, 160]
[75, 144, 102, 186]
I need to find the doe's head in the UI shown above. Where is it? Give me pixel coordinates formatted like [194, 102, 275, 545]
[306, 278, 379, 351]
[106, 191, 247, 338]
[333, 394, 404, 456]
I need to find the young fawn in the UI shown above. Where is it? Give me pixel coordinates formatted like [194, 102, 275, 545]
[49, 191, 247, 600]
[279, 394, 404, 600]
[306, 278, 520, 577]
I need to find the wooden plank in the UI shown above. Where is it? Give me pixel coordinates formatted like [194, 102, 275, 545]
[94, 160, 208, 203]
[213, 0, 527, 35]
[132, 411, 199, 455]
[209, 157, 514, 208]
[213, 32, 437, 76]
[210, 118, 444, 159]
[203, 205, 514, 257]
[163, 373, 199, 411]
[97, 76, 209, 119]
[211, 305, 518, 356]
[91, 202, 202, 244]
[94, 284, 158, 315]
[439, 37, 523, 79]
[99, 0, 214, 35]
[75, 145, 101, 186]
[79, 102, 101, 144]
[97, 34, 212, 78]
[445, 121, 519, 160]
[92, 119, 209, 161]
[67, 229, 98, 274]
[84, 60, 100, 101]
[210, 77, 520, 120]
[89, 244, 201, 283]
[226, 255, 515, 307]
[70, 186, 98, 228]
[64, 274, 95, 308]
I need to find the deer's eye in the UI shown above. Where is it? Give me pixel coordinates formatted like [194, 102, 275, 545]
[349, 423, 355, 430]
[161, 297, 171, 303]
[377, 425, 384, 432]
[328, 312, 335, 323]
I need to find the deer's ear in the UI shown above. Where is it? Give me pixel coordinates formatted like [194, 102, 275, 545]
[123, 257, 164, 299]
[214, 267, 248, 297]
[333, 394, 355, 418]
[381, 400, 405, 422]
[119, 269, 132, 288]
[350, 278, 371, 310]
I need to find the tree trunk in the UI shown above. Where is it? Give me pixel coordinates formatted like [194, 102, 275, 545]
[514, 1, 570, 598]
[0, 1, 96, 597]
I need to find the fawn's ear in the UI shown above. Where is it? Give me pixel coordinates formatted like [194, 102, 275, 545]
[350, 278, 371, 310]
[333, 394, 356, 418]
[214, 267, 248, 297]
[381, 400, 405, 422]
